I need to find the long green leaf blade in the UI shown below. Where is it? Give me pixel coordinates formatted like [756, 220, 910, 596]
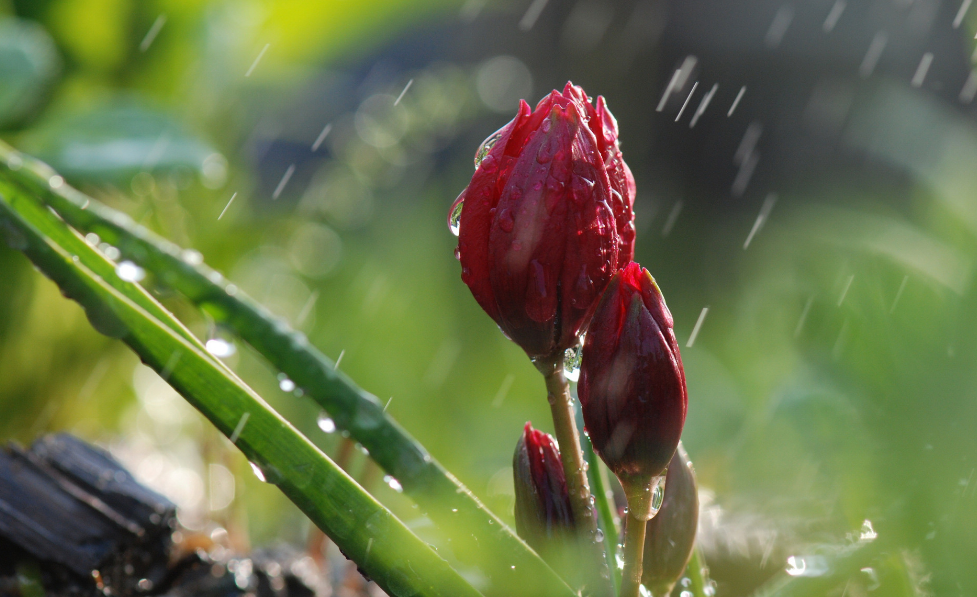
[0, 141, 575, 597]
[0, 188, 484, 597]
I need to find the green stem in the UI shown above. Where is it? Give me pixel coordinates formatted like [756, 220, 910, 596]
[685, 546, 710, 597]
[577, 403, 622, 594]
[542, 362, 614, 597]
[621, 513, 647, 597]
[0, 141, 575, 597]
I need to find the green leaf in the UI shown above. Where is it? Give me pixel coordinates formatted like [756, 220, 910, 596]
[0, 140, 576, 597]
[0, 184, 484, 597]
[16, 100, 225, 186]
[0, 17, 61, 129]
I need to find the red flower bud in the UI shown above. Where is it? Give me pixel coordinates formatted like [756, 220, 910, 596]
[452, 82, 636, 361]
[513, 422, 574, 551]
[578, 262, 687, 488]
[643, 443, 699, 597]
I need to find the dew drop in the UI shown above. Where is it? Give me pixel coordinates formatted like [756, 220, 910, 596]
[250, 462, 267, 482]
[383, 475, 403, 492]
[448, 191, 464, 236]
[681, 578, 692, 588]
[648, 475, 666, 518]
[595, 529, 604, 542]
[277, 373, 296, 392]
[100, 244, 120, 261]
[85, 232, 99, 246]
[680, 592, 693, 597]
[116, 260, 145, 282]
[475, 126, 506, 168]
[181, 249, 203, 266]
[563, 340, 583, 382]
[205, 338, 236, 357]
[498, 208, 515, 233]
[317, 412, 336, 433]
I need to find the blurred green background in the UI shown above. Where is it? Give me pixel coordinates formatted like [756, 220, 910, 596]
[2, 0, 977, 595]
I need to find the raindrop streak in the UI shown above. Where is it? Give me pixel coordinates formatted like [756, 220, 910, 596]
[334, 349, 345, 370]
[116, 261, 146, 283]
[296, 290, 319, 326]
[519, 0, 550, 31]
[911, 53, 934, 88]
[218, 192, 237, 220]
[890, 275, 909, 313]
[311, 123, 332, 151]
[687, 307, 709, 348]
[563, 343, 583, 382]
[384, 475, 404, 492]
[954, 0, 972, 28]
[245, 43, 270, 77]
[959, 72, 977, 103]
[662, 200, 683, 237]
[229, 412, 250, 444]
[727, 86, 746, 117]
[394, 79, 414, 106]
[860, 32, 887, 78]
[823, 0, 846, 33]
[272, 164, 295, 200]
[317, 412, 336, 433]
[794, 296, 814, 338]
[837, 274, 854, 306]
[689, 83, 718, 128]
[675, 82, 699, 122]
[384, 396, 393, 412]
[206, 338, 237, 358]
[657, 56, 697, 112]
[139, 14, 167, 52]
[250, 462, 267, 482]
[492, 373, 516, 407]
[743, 193, 778, 249]
[765, 5, 794, 48]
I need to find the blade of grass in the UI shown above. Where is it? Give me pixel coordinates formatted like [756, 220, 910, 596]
[0, 190, 484, 597]
[0, 142, 576, 597]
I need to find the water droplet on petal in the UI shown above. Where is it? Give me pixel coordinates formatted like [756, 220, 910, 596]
[498, 209, 515, 233]
[448, 190, 465, 236]
[317, 412, 336, 433]
[475, 126, 506, 168]
[116, 261, 145, 282]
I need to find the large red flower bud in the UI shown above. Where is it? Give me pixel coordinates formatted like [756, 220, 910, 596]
[578, 262, 687, 491]
[452, 82, 635, 361]
[513, 422, 574, 551]
[643, 443, 699, 597]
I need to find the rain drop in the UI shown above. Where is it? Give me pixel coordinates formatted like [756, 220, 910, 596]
[563, 342, 583, 382]
[680, 592, 693, 597]
[317, 412, 336, 433]
[250, 462, 267, 482]
[181, 249, 203, 266]
[475, 126, 506, 168]
[383, 475, 403, 492]
[647, 475, 666, 518]
[205, 338, 236, 358]
[277, 373, 296, 393]
[448, 192, 464, 236]
[595, 529, 604, 542]
[116, 261, 145, 282]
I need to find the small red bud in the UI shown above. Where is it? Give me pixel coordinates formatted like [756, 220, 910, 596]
[454, 83, 636, 361]
[643, 443, 699, 597]
[578, 262, 688, 489]
[513, 422, 574, 551]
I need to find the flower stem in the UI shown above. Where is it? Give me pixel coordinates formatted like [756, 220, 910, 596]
[542, 362, 614, 597]
[621, 513, 648, 597]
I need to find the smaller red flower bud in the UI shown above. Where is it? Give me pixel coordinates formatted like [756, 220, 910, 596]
[578, 262, 687, 506]
[643, 443, 699, 597]
[513, 422, 574, 552]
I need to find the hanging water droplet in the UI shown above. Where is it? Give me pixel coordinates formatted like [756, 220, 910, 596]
[250, 462, 267, 482]
[383, 475, 403, 492]
[474, 125, 506, 168]
[680, 591, 693, 597]
[563, 341, 583, 382]
[448, 192, 464, 236]
[595, 528, 604, 542]
[647, 474, 666, 518]
[116, 261, 145, 282]
[205, 338, 237, 358]
[277, 373, 296, 392]
[317, 412, 336, 433]
[181, 249, 203, 266]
